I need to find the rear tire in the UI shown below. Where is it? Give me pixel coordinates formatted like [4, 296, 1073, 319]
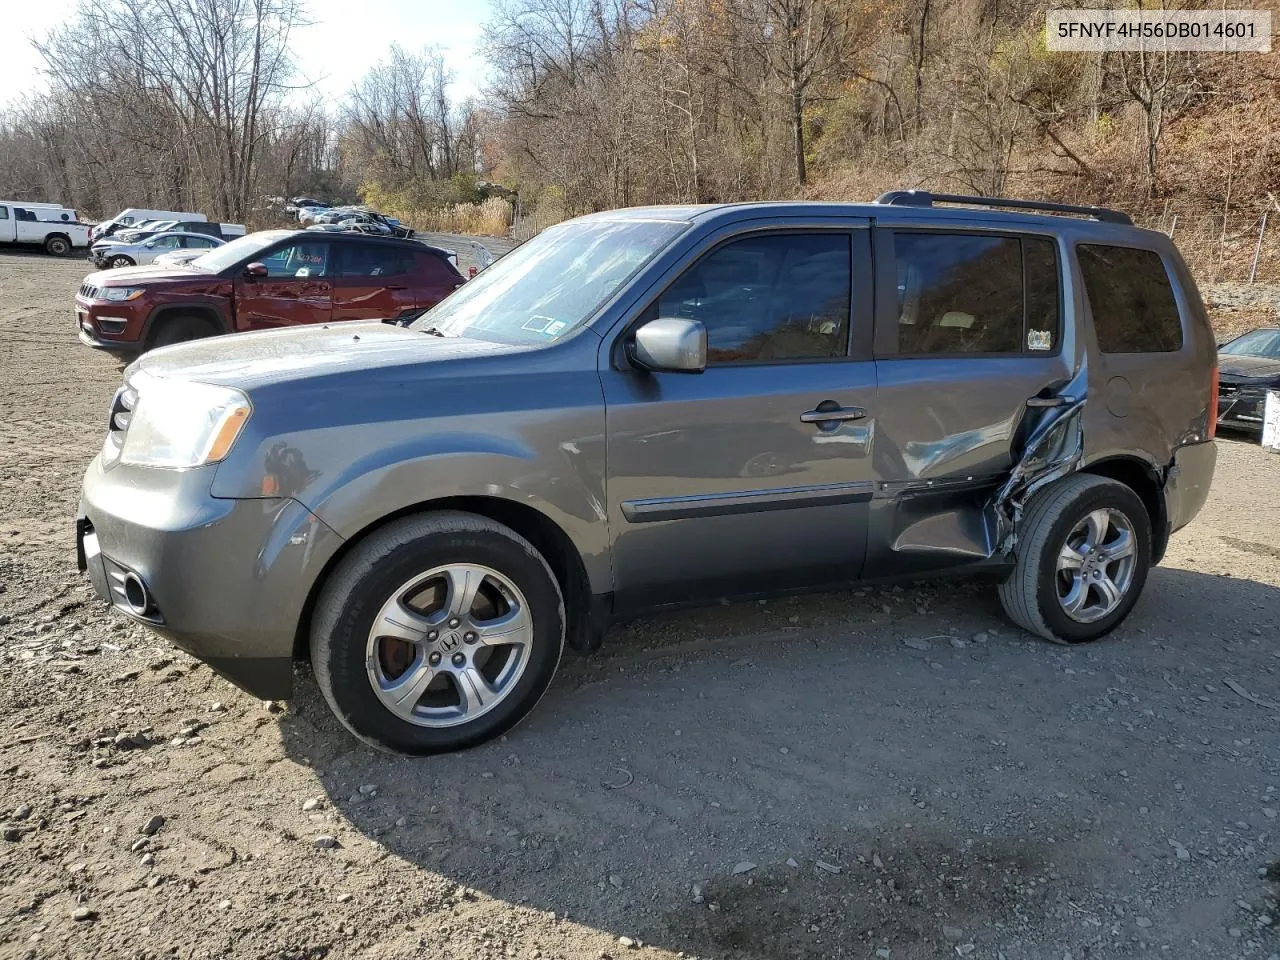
[45, 235, 71, 256]
[998, 474, 1152, 644]
[149, 314, 217, 348]
[310, 511, 566, 755]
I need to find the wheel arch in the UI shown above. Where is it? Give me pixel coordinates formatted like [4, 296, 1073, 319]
[292, 495, 599, 663]
[144, 304, 228, 346]
[1079, 455, 1169, 563]
[44, 232, 73, 253]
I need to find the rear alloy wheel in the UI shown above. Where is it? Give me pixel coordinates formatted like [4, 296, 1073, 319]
[998, 474, 1151, 644]
[310, 512, 565, 754]
[109, 255, 134, 269]
[45, 235, 71, 256]
[1054, 508, 1137, 623]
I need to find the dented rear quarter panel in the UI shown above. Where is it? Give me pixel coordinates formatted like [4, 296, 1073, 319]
[1068, 223, 1217, 471]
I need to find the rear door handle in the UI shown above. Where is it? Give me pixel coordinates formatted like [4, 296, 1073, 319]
[800, 405, 867, 424]
[1026, 394, 1075, 408]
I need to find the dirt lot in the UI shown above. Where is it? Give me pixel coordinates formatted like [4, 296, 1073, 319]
[0, 248, 1278, 960]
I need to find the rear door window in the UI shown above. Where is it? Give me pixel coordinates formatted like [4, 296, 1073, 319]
[883, 232, 1061, 356]
[339, 245, 410, 278]
[657, 233, 852, 363]
[1077, 244, 1183, 353]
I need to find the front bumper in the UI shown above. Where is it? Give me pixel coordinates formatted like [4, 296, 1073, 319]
[74, 296, 147, 350]
[78, 455, 345, 699]
[77, 323, 134, 352]
[1216, 386, 1268, 434]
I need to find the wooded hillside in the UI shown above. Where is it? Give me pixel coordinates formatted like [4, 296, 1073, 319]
[2, 0, 1277, 280]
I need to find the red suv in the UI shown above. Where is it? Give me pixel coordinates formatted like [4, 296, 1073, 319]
[76, 230, 465, 351]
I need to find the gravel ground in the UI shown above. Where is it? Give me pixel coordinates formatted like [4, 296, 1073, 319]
[0, 248, 1278, 960]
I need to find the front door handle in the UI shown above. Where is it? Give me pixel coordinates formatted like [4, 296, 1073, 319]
[800, 404, 867, 424]
[1026, 394, 1075, 408]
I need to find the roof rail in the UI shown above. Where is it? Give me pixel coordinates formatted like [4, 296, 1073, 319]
[874, 190, 1133, 225]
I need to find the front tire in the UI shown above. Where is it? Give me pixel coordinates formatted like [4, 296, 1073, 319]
[109, 255, 134, 269]
[310, 512, 566, 755]
[149, 314, 216, 348]
[998, 474, 1152, 644]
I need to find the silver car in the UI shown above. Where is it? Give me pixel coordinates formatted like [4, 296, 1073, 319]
[77, 193, 1218, 754]
[91, 231, 224, 269]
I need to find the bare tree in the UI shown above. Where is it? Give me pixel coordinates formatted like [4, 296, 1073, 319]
[739, 0, 844, 186]
[1116, 42, 1176, 198]
[28, 0, 305, 219]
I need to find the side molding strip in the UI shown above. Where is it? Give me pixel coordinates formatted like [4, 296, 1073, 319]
[621, 481, 875, 523]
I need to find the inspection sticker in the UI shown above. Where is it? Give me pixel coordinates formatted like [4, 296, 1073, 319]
[1027, 329, 1053, 351]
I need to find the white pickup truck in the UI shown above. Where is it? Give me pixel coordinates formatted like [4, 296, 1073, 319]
[0, 201, 92, 256]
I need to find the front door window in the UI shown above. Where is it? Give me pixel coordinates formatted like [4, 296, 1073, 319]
[261, 243, 329, 278]
[657, 233, 851, 363]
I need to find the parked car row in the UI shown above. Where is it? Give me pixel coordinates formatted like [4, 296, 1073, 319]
[90, 209, 247, 243]
[75, 228, 466, 352]
[91, 231, 226, 269]
[287, 198, 414, 238]
[88, 209, 246, 268]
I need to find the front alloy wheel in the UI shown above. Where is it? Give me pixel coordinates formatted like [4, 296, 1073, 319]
[311, 512, 565, 754]
[366, 564, 534, 727]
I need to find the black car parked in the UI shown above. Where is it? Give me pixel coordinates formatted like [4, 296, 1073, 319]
[1217, 327, 1280, 436]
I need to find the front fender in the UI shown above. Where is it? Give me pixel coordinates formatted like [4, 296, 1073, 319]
[316, 442, 611, 594]
[210, 372, 611, 593]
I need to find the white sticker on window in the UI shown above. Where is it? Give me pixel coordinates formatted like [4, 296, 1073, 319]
[1028, 329, 1053, 351]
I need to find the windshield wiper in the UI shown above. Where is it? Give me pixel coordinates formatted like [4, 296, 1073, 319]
[417, 325, 450, 337]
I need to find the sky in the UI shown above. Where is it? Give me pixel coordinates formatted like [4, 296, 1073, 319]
[0, 0, 491, 110]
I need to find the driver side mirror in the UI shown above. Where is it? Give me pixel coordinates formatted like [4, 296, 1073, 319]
[245, 262, 269, 278]
[631, 318, 707, 374]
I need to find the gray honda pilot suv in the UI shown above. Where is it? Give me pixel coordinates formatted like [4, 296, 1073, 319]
[77, 192, 1218, 754]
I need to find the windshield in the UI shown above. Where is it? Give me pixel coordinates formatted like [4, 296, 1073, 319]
[188, 231, 294, 273]
[411, 218, 688, 344]
[1220, 328, 1280, 359]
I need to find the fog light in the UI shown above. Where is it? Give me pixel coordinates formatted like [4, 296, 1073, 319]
[96, 317, 127, 334]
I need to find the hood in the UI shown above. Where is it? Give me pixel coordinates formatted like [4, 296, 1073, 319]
[84, 264, 209, 286]
[1218, 353, 1280, 381]
[132, 320, 525, 391]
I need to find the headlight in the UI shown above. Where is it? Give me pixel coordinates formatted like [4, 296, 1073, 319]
[102, 287, 144, 302]
[115, 378, 252, 469]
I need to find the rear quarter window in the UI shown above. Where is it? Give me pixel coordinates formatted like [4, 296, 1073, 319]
[414, 251, 461, 285]
[1077, 244, 1183, 353]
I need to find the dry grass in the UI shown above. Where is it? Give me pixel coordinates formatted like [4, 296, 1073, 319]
[415, 197, 513, 237]
[1208, 308, 1277, 341]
